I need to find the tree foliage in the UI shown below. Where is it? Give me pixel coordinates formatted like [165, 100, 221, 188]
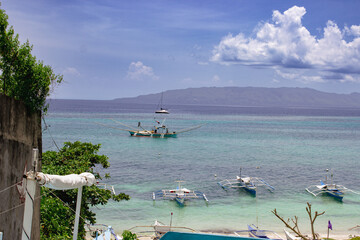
[0, 6, 63, 113]
[122, 230, 138, 240]
[41, 141, 130, 240]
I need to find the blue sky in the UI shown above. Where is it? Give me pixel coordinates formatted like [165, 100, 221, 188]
[3, 0, 360, 99]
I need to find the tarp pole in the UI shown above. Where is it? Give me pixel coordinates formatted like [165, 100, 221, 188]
[21, 173, 37, 240]
[21, 149, 38, 240]
[73, 186, 83, 240]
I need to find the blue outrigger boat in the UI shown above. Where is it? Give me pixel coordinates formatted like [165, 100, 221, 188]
[218, 168, 274, 195]
[234, 224, 282, 239]
[305, 169, 359, 201]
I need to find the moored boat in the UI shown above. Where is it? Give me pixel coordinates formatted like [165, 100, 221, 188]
[305, 169, 359, 201]
[234, 224, 282, 239]
[152, 181, 209, 206]
[284, 229, 301, 240]
[155, 92, 169, 114]
[97, 118, 202, 138]
[218, 168, 275, 196]
[128, 121, 177, 138]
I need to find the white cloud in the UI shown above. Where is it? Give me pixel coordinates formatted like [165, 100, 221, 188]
[126, 61, 159, 81]
[212, 5, 360, 83]
[349, 25, 360, 37]
[212, 75, 220, 83]
[63, 67, 80, 76]
[274, 68, 360, 84]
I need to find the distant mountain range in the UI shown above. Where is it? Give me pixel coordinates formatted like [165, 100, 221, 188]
[114, 87, 360, 108]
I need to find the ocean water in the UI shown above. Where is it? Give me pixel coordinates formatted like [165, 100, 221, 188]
[43, 101, 360, 236]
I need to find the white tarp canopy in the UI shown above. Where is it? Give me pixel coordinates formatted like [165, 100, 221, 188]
[37, 172, 96, 190]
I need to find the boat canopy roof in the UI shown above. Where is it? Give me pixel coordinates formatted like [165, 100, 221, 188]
[238, 176, 251, 183]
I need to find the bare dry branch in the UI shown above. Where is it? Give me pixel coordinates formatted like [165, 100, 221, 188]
[271, 208, 309, 240]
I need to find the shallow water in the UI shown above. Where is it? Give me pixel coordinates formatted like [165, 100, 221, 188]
[43, 102, 360, 236]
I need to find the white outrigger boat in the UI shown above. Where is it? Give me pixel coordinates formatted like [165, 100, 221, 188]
[234, 224, 282, 239]
[284, 229, 301, 240]
[305, 169, 359, 201]
[152, 181, 208, 206]
[218, 168, 274, 195]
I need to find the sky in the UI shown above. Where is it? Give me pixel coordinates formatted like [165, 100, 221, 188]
[2, 0, 360, 100]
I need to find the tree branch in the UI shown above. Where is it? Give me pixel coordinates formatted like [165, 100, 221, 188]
[271, 209, 309, 240]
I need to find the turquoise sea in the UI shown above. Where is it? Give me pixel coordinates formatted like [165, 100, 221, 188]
[43, 100, 360, 237]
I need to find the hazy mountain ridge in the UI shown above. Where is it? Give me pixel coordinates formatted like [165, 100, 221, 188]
[114, 87, 360, 108]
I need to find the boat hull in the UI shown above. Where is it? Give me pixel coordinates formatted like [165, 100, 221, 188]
[175, 196, 185, 206]
[325, 190, 344, 200]
[129, 131, 177, 138]
[243, 187, 256, 195]
[238, 180, 256, 195]
[248, 225, 269, 239]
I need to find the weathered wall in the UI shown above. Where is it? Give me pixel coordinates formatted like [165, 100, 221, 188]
[0, 94, 42, 240]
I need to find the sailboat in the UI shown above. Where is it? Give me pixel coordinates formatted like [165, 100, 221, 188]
[155, 92, 169, 114]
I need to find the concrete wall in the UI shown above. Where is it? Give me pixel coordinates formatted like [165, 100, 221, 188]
[0, 94, 42, 240]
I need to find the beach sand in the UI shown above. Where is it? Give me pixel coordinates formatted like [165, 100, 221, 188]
[85, 229, 358, 240]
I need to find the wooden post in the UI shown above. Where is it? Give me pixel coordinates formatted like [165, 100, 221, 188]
[327, 227, 329, 239]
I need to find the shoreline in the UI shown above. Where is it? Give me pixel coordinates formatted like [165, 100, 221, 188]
[86, 226, 359, 240]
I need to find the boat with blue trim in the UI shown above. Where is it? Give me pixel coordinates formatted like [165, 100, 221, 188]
[218, 168, 275, 196]
[305, 169, 359, 201]
[152, 181, 208, 206]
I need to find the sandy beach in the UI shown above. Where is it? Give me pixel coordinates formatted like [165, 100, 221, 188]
[86, 226, 359, 240]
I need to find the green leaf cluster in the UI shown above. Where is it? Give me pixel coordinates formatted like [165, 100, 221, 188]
[122, 230, 138, 240]
[41, 141, 130, 240]
[0, 6, 63, 113]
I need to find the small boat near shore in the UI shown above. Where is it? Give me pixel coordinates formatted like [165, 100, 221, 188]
[234, 224, 282, 239]
[152, 181, 209, 206]
[126, 219, 196, 239]
[305, 169, 359, 201]
[284, 229, 301, 240]
[218, 168, 275, 195]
